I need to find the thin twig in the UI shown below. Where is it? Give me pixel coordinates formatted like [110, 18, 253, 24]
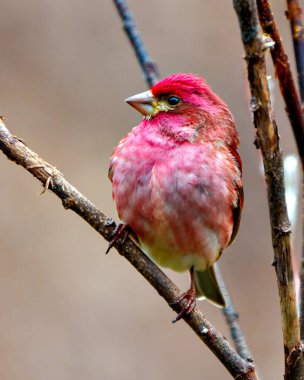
[214, 265, 252, 361]
[257, 0, 304, 168]
[233, 1, 302, 379]
[113, 0, 252, 361]
[0, 121, 258, 380]
[113, 0, 159, 87]
[286, 0, 304, 103]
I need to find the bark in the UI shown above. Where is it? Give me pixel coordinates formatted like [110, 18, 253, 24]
[233, 0, 303, 378]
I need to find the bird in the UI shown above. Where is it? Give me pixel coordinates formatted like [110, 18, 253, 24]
[108, 73, 243, 322]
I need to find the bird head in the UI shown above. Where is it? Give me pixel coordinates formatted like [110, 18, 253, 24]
[125, 73, 239, 147]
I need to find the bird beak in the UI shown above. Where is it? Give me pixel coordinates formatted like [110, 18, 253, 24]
[125, 90, 158, 116]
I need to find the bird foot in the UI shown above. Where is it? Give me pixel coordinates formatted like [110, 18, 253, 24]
[171, 289, 196, 323]
[106, 224, 132, 254]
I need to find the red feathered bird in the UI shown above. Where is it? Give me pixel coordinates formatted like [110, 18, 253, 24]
[108, 73, 243, 322]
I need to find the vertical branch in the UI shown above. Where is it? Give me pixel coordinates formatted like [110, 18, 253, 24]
[285, 0, 304, 347]
[256, 0, 304, 346]
[256, 0, 304, 167]
[286, 0, 304, 103]
[233, 1, 302, 379]
[113, 0, 252, 361]
[113, 0, 159, 87]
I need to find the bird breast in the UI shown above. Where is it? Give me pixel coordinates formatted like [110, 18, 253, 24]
[111, 128, 239, 272]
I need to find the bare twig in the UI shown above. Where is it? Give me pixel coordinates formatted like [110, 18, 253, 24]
[233, 1, 302, 379]
[257, 0, 304, 168]
[286, 0, 304, 103]
[113, 0, 252, 361]
[214, 265, 252, 361]
[113, 0, 159, 87]
[0, 121, 258, 380]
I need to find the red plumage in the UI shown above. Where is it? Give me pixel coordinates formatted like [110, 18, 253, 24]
[109, 73, 243, 321]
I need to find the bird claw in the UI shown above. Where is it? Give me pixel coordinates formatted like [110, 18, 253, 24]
[105, 224, 131, 254]
[171, 289, 196, 323]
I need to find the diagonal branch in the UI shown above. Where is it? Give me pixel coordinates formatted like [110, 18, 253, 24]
[113, 0, 159, 87]
[233, 1, 303, 379]
[0, 120, 258, 380]
[113, 0, 252, 361]
[214, 264, 252, 361]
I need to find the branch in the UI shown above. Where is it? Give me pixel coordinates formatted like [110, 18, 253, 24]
[256, 0, 304, 169]
[285, 0, 304, 350]
[286, 0, 304, 103]
[113, 0, 159, 87]
[256, 2, 304, 367]
[0, 121, 258, 379]
[113, 0, 252, 362]
[233, 1, 302, 379]
[214, 265, 252, 361]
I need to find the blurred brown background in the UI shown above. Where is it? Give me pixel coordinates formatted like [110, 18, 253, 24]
[0, 1, 302, 379]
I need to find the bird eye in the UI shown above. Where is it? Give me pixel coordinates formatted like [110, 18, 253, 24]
[167, 96, 180, 106]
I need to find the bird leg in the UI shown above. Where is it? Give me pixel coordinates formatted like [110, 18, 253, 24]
[106, 223, 130, 254]
[171, 267, 196, 323]
[105, 223, 135, 254]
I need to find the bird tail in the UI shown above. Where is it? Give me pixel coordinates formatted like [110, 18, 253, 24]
[194, 265, 226, 307]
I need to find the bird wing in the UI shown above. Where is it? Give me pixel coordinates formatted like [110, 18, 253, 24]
[227, 146, 244, 246]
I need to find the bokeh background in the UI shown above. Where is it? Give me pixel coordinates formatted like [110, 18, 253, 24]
[0, 1, 302, 379]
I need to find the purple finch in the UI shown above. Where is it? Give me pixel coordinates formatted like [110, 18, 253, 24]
[108, 73, 243, 322]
